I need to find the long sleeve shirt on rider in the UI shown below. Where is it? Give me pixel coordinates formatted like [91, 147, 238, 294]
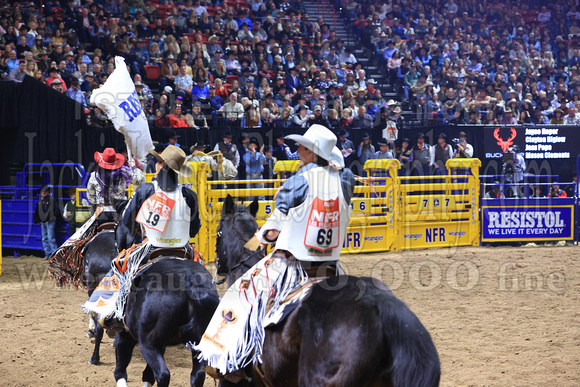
[116, 170, 201, 250]
[275, 163, 355, 215]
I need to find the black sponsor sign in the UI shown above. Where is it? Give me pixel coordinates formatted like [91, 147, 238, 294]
[483, 126, 574, 159]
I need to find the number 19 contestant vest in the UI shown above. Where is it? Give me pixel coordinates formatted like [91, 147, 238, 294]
[135, 181, 191, 248]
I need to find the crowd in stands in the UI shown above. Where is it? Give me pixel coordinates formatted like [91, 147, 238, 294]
[1, 0, 580, 177]
[346, 0, 580, 126]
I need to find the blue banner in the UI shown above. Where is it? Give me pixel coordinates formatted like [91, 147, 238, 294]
[481, 198, 575, 241]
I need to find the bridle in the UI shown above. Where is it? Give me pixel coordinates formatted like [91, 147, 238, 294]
[213, 226, 265, 285]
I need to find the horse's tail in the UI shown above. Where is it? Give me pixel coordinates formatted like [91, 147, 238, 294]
[375, 284, 441, 387]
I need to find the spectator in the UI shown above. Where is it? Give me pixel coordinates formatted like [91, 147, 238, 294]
[375, 138, 395, 160]
[168, 106, 190, 127]
[337, 129, 355, 165]
[483, 111, 499, 125]
[352, 105, 373, 129]
[274, 107, 293, 128]
[66, 78, 87, 106]
[51, 78, 65, 93]
[500, 108, 518, 124]
[327, 109, 341, 130]
[531, 108, 549, 124]
[550, 109, 565, 124]
[307, 105, 330, 128]
[160, 55, 179, 88]
[262, 145, 276, 179]
[243, 105, 261, 128]
[34, 185, 59, 259]
[208, 85, 224, 111]
[9, 60, 27, 83]
[243, 137, 265, 191]
[220, 92, 245, 122]
[564, 108, 580, 125]
[190, 76, 209, 104]
[397, 138, 412, 173]
[214, 132, 240, 171]
[411, 132, 431, 176]
[293, 106, 310, 128]
[6, 50, 20, 73]
[130, 39, 150, 75]
[340, 107, 354, 130]
[190, 103, 208, 129]
[357, 133, 375, 171]
[403, 64, 419, 102]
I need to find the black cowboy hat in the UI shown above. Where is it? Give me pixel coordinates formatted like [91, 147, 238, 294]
[337, 129, 349, 138]
[377, 138, 388, 146]
[362, 132, 370, 140]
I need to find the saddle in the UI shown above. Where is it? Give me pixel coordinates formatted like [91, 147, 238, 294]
[97, 222, 116, 232]
[301, 261, 338, 278]
[149, 247, 194, 260]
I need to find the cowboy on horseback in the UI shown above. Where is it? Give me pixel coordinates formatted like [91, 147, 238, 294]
[48, 148, 145, 288]
[84, 145, 202, 331]
[87, 147, 145, 225]
[196, 124, 355, 380]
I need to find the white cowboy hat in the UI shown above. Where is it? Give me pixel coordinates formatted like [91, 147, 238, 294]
[286, 124, 336, 161]
[329, 146, 345, 169]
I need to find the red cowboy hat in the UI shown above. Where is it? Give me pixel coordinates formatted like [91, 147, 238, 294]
[94, 148, 125, 170]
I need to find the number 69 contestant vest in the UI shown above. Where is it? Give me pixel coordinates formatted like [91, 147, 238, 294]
[274, 166, 351, 262]
[135, 181, 191, 248]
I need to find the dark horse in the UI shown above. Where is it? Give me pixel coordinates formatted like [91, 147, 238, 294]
[216, 195, 441, 387]
[113, 258, 220, 387]
[84, 229, 118, 365]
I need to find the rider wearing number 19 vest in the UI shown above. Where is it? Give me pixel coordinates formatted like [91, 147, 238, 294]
[195, 125, 355, 379]
[117, 145, 201, 253]
[86, 145, 201, 330]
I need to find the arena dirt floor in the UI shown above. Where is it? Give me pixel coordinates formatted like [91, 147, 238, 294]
[1, 245, 579, 386]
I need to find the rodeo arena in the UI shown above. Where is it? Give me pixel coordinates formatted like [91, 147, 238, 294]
[2, 0, 580, 386]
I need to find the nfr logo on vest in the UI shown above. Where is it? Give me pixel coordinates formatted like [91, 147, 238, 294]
[304, 197, 340, 256]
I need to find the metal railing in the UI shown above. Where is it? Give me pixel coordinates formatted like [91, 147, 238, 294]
[317, 0, 337, 33]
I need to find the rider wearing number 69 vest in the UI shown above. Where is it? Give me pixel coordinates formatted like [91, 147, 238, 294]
[195, 124, 355, 378]
[257, 124, 355, 271]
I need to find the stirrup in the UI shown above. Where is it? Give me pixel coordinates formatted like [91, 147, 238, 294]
[99, 317, 125, 333]
[204, 366, 249, 383]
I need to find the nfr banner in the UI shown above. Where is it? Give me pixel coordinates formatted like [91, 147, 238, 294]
[481, 198, 575, 242]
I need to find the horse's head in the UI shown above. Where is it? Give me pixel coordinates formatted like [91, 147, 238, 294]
[215, 194, 261, 285]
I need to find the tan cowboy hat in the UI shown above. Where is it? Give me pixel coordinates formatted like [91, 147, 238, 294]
[393, 106, 402, 113]
[356, 87, 367, 94]
[286, 124, 337, 161]
[387, 99, 397, 105]
[149, 145, 193, 177]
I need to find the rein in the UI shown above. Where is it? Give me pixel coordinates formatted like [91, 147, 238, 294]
[213, 233, 266, 285]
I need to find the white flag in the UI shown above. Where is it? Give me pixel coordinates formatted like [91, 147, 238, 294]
[90, 56, 154, 159]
